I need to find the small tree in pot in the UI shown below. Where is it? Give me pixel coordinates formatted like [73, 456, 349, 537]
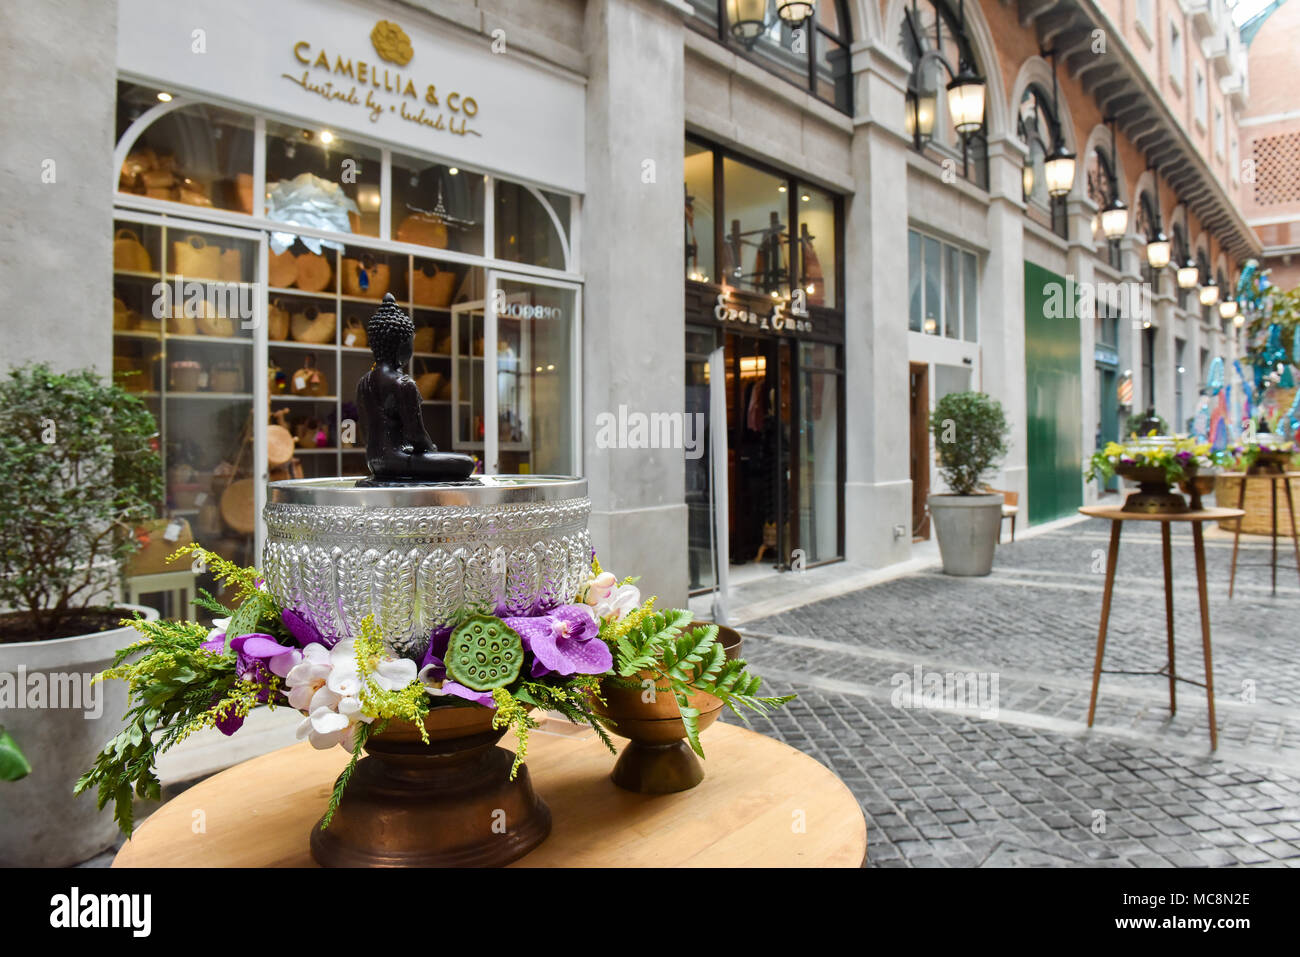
[928, 391, 1010, 576]
[0, 362, 162, 865]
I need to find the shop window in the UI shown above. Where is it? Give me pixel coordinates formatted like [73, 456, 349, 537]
[684, 1, 853, 114]
[908, 228, 979, 341]
[796, 183, 836, 308]
[899, 0, 990, 191]
[908, 230, 923, 332]
[494, 180, 569, 270]
[116, 82, 254, 214]
[722, 157, 790, 299]
[265, 120, 382, 240]
[685, 143, 716, 283]
[391, 155, 484, 255]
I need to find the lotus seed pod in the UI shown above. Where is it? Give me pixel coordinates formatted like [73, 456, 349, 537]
[445, 615, 524, 691]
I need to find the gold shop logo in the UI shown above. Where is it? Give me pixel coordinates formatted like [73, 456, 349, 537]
[282, 20, 481, 137]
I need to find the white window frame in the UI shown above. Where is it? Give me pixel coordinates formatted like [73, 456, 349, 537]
[1194, 67, 1208, 129]
[1169, 20, 1184, 93]
[1136, 0, 1155, 46]
[907, 227, 980, 344]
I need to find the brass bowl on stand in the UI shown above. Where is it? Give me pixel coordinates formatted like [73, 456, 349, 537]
[309, 703, 550, 868]
[1116, 464, 1188, 514]
[591, 624, 742, 794]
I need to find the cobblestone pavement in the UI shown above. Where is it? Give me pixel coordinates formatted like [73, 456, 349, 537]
[721, 517, 1300, 867]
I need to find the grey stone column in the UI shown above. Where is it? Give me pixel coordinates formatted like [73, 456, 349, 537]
[841, 42, 913, 567]
[982, 134, 1030, 514]
[1066, 215, 1098, 505]
[581, 0, 689, 603]
[1151, 270, 1179, 430]
[0, 0, 118, 373]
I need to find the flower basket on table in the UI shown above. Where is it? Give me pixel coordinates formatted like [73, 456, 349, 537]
[1085, 435, 1222, 513]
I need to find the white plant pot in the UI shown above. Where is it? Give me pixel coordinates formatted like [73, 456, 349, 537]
[928, 493, 1003, 577]
[0, 604, 157, 867]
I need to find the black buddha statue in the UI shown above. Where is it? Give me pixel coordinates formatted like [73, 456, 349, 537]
[357, 294, 476, 483]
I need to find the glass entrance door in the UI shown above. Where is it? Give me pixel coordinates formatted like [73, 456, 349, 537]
[726, 333, 793, 570]
[483, 272, 581, 475]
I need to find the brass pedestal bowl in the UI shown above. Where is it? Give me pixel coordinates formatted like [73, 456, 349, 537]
[1118, 464, 1188, 514]
[309, 703, 550, 868]
[592, 625, 742, 794]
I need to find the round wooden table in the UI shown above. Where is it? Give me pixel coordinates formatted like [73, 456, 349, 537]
[1220, 471, 1300, 597]
[112, 722, 866, 867]
[1078, 505, 1245, 750]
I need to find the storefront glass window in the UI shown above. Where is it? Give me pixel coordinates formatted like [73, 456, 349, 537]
[495, 181, 569, 270]
[797, 184, 836, 309]
[798, 342, 840, 565]
[962, 250, 978, 343]
[722, 157, 789, 299]
[490, 278, 576, 475]
[908, 231, 923, 332]
[265, 121, 383, 239]
[391, 155, 484, 255]
[117, 84, 254, 215]
[685, 143, 716, 283]
[923, 236, 942, 335]
[909, 229, 979, 341]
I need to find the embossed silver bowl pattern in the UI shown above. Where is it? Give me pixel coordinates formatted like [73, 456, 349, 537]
[262, 476, 592, 660]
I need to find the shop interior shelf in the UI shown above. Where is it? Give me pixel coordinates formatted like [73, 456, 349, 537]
[271, 394, 339, 402]
[267, 286, 336, 299]
[270, 340, 343, 350]
[166, 392, 252, 400]
[167, 334, 253, 345]
[340, 294, 409, 306]
[114, 330, 164, 339]
[113, 270, 160, 281]
[414, 352, 453, 359]
[163, 275, 259, 288]
[294, 447, 344, 454]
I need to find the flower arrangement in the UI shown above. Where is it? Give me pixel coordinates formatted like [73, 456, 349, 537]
[1222, 434, 1297, 472]
[1084, 435, 1221, 484]
[78, 549, 792, 835]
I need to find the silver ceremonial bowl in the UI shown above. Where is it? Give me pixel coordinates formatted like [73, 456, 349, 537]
[262, 476, 592, 660]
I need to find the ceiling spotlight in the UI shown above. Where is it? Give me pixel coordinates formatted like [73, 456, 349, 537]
[319, 130, 335, 144]
[156, 92, 173, 102]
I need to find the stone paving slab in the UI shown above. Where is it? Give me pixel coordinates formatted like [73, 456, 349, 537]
[722, 518, 1300, 867]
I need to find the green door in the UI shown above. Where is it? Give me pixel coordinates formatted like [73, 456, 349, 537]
[1024, 262, 1082, 523]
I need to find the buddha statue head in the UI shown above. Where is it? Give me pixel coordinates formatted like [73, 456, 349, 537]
[367, 293, 414, 367]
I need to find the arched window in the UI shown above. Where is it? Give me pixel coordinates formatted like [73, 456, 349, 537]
[1171, 222, 1191, 310]
[899, 0, 989, 189]
[1196, 249, 1213, 323]
[685, 1, 853, 114]
[1086, 148, 1122, 269]
[1017, 85, 1067, 238]
[1135, 191, 1158, 285]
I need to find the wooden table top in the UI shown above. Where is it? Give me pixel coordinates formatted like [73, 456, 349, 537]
[1217, 471, 1300, 479]
[1079, 505, 1246, 523]
[112, 721, 867, 868]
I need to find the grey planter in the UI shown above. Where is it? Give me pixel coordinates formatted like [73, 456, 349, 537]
[0, 604, 156, 867]
[928, 493, 1004, 577]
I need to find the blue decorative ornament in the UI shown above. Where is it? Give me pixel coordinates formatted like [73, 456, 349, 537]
[1257, 323, 1294, 391]
[1206, 356, 1224, 394]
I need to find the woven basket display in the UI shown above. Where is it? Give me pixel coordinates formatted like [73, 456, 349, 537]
[1215, 474, 1300, 535]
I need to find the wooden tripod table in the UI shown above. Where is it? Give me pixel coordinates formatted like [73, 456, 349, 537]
[1079, 505, 1245, 750]
[112, 722, 866, 868]
[1223, 471, 1300, 597]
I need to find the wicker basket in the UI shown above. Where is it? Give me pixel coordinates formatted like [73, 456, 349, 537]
[1215, 473, 1300, 534]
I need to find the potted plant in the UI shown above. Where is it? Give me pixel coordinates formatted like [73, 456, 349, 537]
[927, 391, 1010, 576]
[0, 363, 162, 866]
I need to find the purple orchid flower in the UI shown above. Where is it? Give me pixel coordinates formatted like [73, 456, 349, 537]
[505, 604, 612, 678]
[281, 609, 339, 650]
[208, 633, 301, 736]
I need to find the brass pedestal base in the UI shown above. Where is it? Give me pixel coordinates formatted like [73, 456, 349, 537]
[610, 739, 705, 794]
[310, 717, 550, 867]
